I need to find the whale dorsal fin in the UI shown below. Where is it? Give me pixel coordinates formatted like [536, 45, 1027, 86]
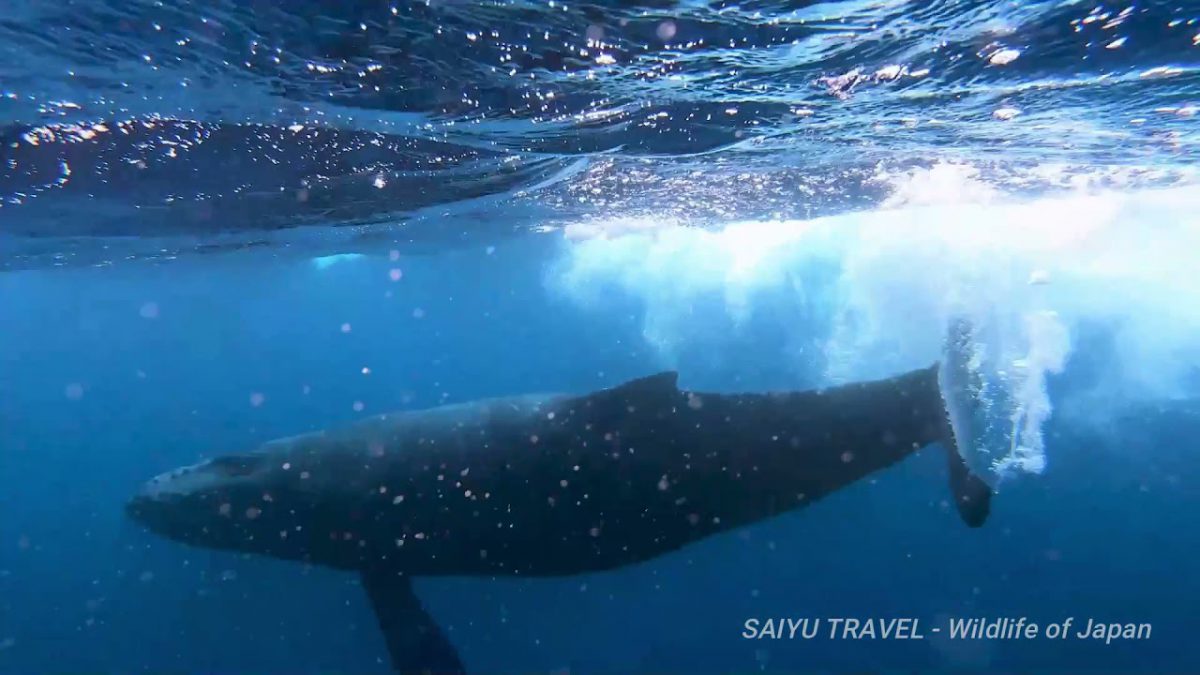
[611, 371, 678, 396]
[360, 569, 464, 674]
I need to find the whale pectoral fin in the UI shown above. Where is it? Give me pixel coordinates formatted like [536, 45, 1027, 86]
[360, 569, 465, 675]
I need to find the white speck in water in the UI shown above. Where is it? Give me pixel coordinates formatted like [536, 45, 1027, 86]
[340, 323, 352, 333]
[249, 392, 265, 407]
[1106, 37, 1127, 49]
[353, 401, 365, 412]
[993, 107, 1021, 121]
[389, 268, 403, 282]
[139, 302, 159, 319]
[656, 21, 676, 41]
[245, 507, 261, 520]
[412, 308, 426, 319]
[988, 48, 1020, 65]
[392, 495, 405, 504]
[220, 570, 237, 582]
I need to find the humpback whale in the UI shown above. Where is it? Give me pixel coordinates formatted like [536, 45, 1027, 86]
[127, 355, 991, 674]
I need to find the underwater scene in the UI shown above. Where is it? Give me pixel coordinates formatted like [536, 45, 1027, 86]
[2, 1, 1199, 673]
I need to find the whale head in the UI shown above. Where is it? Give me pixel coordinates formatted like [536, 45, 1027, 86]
[126, 438, 370, 569]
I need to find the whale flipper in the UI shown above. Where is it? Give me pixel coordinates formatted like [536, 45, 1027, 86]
[938, 318, 993, 528]
[360, 570, 465, 675]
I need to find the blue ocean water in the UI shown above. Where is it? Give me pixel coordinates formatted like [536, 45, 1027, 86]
[3, 1, 1200, 673]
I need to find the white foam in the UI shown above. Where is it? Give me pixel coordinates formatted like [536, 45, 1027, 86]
[311, 253, 366, 269]
[550, 164, 1200, 481]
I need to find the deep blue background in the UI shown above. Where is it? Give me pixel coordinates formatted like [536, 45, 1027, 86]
[1, 239, 1197, 673]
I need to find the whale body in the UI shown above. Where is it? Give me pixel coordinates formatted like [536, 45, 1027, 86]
[127, 363, 991, 673]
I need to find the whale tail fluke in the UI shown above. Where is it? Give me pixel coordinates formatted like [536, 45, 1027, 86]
[943, 430, 992, 527]
[937, 317, 993, 528]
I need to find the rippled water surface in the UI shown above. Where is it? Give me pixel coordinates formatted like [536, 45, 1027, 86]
[3, 0, 1198, 266]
